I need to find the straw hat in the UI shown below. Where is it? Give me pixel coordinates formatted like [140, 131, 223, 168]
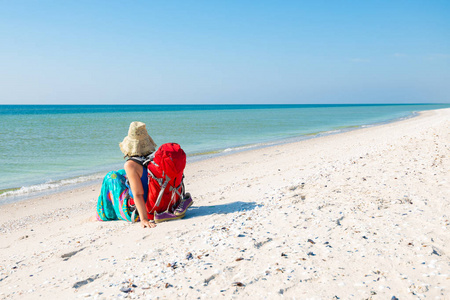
[119, 121, 157, 157]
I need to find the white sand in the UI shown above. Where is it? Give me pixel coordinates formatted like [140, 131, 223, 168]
[0, 108, 449, 299]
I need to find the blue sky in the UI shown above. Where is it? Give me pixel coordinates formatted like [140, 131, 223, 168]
[0, 1, 449, 104]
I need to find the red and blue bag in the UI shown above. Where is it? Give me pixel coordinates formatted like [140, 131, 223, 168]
[142, 143, 186, 219]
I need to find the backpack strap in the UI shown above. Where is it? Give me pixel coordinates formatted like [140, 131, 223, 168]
[127, 152, 156, 167]
[142, 152, 156, 166]
[169, 177, 185, 199]
[130, 209, 137, 223]
[148, 172, 184, 212]
[156, 174, 171, 207]
[128, 157, 144, 165]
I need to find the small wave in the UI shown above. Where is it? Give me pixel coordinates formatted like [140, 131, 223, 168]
[323, 129, 341, 134]
[188, 142, 277, 159]
[224, 145, 260, 152]
[223, 141, 278, 153]
[0, 173, 104, 199]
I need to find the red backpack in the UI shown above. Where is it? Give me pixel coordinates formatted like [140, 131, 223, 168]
[143, 143, 186, 219]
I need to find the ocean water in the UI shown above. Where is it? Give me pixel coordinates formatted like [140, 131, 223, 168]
[0, 104, 448, 203]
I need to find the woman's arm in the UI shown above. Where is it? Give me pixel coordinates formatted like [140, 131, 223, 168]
[124, 160, 156, 228]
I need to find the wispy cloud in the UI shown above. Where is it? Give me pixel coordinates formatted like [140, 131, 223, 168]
[393, 53, 407, 58]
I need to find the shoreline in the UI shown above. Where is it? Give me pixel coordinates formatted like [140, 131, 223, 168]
[0, 108, 449, 299]
[0, 109, 419, 205]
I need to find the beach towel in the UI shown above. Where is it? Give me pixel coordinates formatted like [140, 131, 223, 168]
[96, 169, 139, 222]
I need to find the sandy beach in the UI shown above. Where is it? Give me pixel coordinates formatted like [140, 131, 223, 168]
[0, 108, 449, 299]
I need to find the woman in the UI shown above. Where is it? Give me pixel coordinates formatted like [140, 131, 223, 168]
[95, 121, 157, 228]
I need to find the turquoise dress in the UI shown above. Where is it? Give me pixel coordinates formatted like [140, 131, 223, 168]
[96, 167, 148, 222]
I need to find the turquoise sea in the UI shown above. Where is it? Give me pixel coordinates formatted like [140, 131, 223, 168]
[0, 104, 449, 204]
